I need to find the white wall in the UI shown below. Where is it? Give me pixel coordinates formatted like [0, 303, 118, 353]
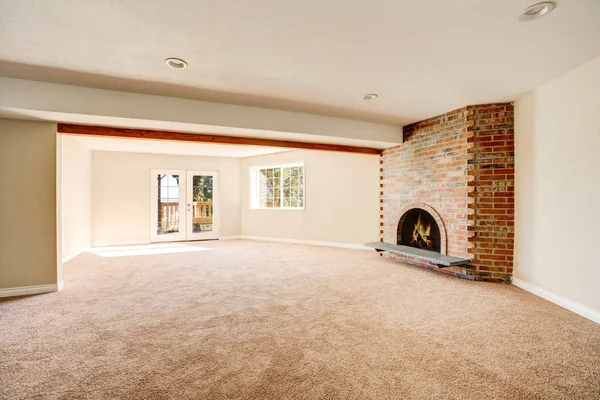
[514, 55, 600, 319]
[241, 150, 379, 246]
[61, 136, 92, 261]
[92, 151, 241, 245]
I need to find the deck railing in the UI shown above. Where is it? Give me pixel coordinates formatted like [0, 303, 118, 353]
[158, 202, 180, 233]
[193, 201, 213, 224]
[158, 201, 213, 232]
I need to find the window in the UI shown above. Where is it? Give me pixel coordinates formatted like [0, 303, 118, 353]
[251, 164, 304, 209]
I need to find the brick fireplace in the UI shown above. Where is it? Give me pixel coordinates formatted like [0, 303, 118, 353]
[380, 103, 514, 282]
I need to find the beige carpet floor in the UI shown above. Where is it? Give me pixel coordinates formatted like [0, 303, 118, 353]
[1, 240, 599, 400]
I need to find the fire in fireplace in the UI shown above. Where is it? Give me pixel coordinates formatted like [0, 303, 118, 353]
[397, 209, 441, 252]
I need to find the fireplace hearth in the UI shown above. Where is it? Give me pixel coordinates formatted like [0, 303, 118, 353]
[366, 204, 469, 267]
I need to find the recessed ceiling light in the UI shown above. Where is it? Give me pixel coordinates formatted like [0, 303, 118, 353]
[363, 93, 378, 100]
[518, 2, 556, 22]
[165, 57, 188, 69]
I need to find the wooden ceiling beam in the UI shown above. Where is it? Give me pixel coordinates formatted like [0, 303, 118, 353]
[57, 124, 383, 155]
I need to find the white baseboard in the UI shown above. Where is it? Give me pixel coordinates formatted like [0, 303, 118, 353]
[62, 246, 90, 264]
[240, 235, 372, 251]
[0, 281, 63, 299]
[219, 235, 242, 240]
[92, 238, 242, 247]
[512, 278, 600, 324]
[90, 236, 369, 251]
[91, 240, 150, 248]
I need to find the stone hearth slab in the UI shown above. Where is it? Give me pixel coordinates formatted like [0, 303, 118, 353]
[365, 242, 471, 267]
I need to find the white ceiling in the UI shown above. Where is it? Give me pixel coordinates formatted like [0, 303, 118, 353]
[1, 0, 600, 125]
[71, 135, 291, 158]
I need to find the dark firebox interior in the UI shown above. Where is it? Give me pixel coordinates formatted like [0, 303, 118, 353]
[397, 209, 441, 252]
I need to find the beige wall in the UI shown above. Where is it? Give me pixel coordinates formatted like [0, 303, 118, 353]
[514, 55, 600, 314]
[0, 119, 58, 289]
[92, 151, 242, 245]
[241, 150, 379, 245]
[61, 136, 92, 260]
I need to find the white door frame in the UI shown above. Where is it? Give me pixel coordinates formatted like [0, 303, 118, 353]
[186, 170, 219, 241]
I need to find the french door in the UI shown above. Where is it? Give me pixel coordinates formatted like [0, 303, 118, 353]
[186, 170, 219, 240]
[150, 169, 219, 242]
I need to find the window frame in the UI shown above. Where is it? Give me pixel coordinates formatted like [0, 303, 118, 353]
[250, 162, 305, 210]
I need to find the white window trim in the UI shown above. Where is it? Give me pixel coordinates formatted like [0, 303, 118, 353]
[250, 162, 305, 210]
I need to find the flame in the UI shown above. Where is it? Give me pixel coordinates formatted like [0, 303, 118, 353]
[409, 213, 433, 249]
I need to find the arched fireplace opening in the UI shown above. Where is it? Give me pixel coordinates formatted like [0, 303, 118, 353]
[397, 208, 441, 253]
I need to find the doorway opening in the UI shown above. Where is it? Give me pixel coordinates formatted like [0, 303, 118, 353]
[150, 169, 219, 242]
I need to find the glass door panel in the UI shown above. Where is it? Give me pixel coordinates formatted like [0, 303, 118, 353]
[157, 174, 180, 234]
[150, 170, 186, 242]
[187, 171, 218, 240]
